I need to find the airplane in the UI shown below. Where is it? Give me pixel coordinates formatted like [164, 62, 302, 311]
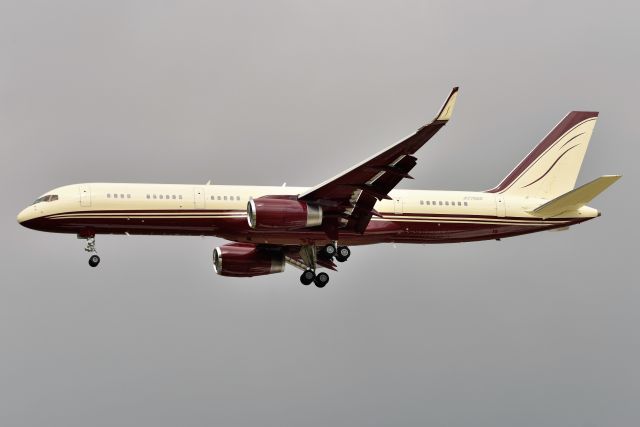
[17, 87, 620, 288]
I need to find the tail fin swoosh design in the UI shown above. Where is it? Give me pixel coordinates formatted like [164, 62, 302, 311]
[487, 111, 598, 199]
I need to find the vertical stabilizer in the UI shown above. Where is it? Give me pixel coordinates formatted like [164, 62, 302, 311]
[487, 111, 598, 199]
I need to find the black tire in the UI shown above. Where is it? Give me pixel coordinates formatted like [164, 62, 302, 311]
[319, 244, 336, 260]
[88, 255, 100, 267]
[300, 270, 315, 285]
[323, 244, 336, 256]
[336, 246, 350, 262]
[314, 272, 329, 288]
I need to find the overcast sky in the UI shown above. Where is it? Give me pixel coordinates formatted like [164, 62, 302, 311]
[1, 1, 638, 426]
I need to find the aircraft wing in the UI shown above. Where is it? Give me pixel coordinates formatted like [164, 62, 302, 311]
[298, 87, 458, 235]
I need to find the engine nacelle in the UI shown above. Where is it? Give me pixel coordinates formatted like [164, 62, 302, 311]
[247, 197, 322, 230]
[213, 243, 285, 277]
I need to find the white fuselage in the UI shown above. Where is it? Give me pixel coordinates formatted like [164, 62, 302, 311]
[17, 183, 598, 246]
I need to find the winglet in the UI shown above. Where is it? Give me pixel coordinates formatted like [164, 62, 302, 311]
[434, 86, 459, 122]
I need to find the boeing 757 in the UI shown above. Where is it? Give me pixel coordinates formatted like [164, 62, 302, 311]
[17, 88, 620, 287]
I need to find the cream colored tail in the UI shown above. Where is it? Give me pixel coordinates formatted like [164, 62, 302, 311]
[487, 111, 598, 199]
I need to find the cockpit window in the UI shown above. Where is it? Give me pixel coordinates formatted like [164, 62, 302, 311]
[32, 194, 58, 204]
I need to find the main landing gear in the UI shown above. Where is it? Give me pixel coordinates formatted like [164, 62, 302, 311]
[83, 235, 100, 267]
[299, 270, 330, 288]
[296, 243, 350, 288]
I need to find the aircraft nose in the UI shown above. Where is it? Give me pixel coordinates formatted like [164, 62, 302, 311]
[17, 207, 32, 225]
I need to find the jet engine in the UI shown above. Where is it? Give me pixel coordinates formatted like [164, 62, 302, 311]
[247, 197, 322, 230]
[213, 242, 285, 277]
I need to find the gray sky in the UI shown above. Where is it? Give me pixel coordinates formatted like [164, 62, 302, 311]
[1, 1, 638, 426]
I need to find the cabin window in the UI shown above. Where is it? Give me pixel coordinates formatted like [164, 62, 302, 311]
[120, 194, 124, 199]
[445, 201, 449, 206]
[210, 196, 214, 200]
[464, 202, 468, 206]
[236, 196, 240, 201]
[146, 195, 150, 199]
[107, 193, 111, 198]
[439, 201, 442, 206]
[426, 201, 430, 205]
[420, 200, 424, 205]
[179, 195, 183, 200]
[172, 195, 176, 200]
[159, 195, 163, 199]
[224, 196, 227, 200]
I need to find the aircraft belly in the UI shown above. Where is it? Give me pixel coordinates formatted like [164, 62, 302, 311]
[24, 209, 589, 246]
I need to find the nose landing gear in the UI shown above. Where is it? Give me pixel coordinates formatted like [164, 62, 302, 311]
[82, 235, 100, 267]
[88, 254, 101, 267]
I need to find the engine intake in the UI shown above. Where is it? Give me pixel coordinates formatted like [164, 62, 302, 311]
[213, 243, 285, 277]
[247, 197, 322, 230]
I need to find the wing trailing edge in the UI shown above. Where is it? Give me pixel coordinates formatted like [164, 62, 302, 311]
[298, 87, 459, 236]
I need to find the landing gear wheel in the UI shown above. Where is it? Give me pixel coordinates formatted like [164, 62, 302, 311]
[88, 255, 101, 267]
[300, 270, 315, 285]
[335, 246, 351, 263]
[314, 272, 329, 288]
[321, 243, 336, 259]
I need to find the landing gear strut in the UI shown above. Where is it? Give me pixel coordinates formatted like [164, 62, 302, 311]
[83, 235, 100, 267]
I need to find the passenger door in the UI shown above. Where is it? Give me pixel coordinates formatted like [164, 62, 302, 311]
[394, 198, 403, 215]
[79, 185, 91, 207]
[194, 187, 205, 210]
[496, 194, 506, 217]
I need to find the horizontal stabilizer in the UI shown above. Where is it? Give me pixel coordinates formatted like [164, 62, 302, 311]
[529, 175, 621, 218]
